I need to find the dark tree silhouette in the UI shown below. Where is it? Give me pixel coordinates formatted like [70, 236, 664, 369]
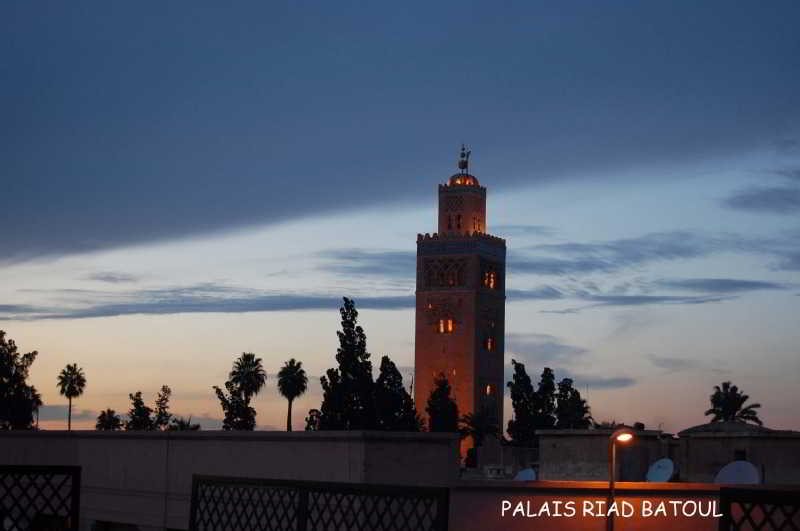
[426, 373, 459, 432]
[705, 381, 763, 426]
[459, 405, 500, 448]
[214, 381, 256, 430]
[555, 378, 592, 429]
[277, 358, 308, 431]
[508, 363, 593, 445]
[213, 352, 266, 430]
[318, 298, 377, 430]
[507, 359, 537, 446]
[532, 367, 557, 429]
[304, 408, 321, 431]
[0, 331, 42, 431]
[593, 419, 621, 429]
[168, 416, 201, 431]
[96, 408, 122, 431]
[57, 363, 86, 431]
[153, 385, 172, 430]
[230, 352, 267, 402]
[374, 356, 421, 431]
[1, 331, 41, 430]
[125, 391, 155, 430]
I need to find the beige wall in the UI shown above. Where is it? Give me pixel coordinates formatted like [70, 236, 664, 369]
[537, 430, 670, 482]
[0, 430, 459, 530]
[679, 433, 800, 484]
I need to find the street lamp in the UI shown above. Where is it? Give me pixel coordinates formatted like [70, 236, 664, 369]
[607, 428, 635, 531]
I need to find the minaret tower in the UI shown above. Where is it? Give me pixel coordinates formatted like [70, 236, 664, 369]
[414, 146, 506, 442]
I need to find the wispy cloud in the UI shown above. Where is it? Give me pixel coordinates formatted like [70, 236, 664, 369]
[647, 354, 730, 375]
[512, 231, 730, 276]
[492, 225, 556, 238]
[722, 186, 800, 215]
[653, 278, 788, 293]
[37, 405, 97, 422]
[506, 333, 588, 364]
[85, 271, 139, 284]
[316, 249, 415, 278]
[1, 283, 414, 321]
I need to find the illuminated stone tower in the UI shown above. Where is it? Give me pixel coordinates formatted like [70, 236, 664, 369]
[414, 146, 506, 439]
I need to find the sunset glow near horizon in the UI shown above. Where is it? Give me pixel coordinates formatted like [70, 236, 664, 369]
[2, 2, 799, 433]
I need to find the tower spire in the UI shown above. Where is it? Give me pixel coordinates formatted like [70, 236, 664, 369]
[458, 144, 471, 175]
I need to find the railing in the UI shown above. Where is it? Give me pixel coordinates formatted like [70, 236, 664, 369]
[0, 465, 81, 531]
[719, 487, 800, 530]
[189, 475, 449, 531]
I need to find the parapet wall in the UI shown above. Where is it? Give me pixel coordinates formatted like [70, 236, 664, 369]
[0, 430, 459, 530]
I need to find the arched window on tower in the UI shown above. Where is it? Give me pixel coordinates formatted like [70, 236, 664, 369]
[485, 336, 495, 351]
[436, 319, 455, 334]
[447, 216, 453, 230]
[456, 214, 462, 230]
[483, 270, 497, 289]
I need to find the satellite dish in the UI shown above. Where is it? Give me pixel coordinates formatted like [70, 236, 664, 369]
[714, 460, 761, 485]
[646, 458, 676, 482]
[513, 468, 536, 481]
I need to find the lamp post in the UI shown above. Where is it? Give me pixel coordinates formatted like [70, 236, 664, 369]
[607, 428, 635, 531]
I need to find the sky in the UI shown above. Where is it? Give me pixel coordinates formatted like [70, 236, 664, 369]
[1, 1, 799, 433]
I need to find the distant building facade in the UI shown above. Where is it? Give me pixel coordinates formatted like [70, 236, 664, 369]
[414, 147, 506, 438]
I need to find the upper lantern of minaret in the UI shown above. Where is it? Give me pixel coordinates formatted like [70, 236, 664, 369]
[438, 145, 487, 234]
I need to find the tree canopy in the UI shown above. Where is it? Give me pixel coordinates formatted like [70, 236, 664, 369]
[313, 298, 420, 431]
[426, 373, 459, 433]
[213, 352, 267, 430]
[507, 361, 592, 445]
[96, 408, 122, 431]
[125, 391, 155, 430]
[705, 381, 763, 426]
[277, 358, 308, 431]
[57, 363, 86, 431]
[0, 330, 41, 430]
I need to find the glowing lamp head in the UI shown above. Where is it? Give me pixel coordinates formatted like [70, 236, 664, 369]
[611, 428, 635, 444]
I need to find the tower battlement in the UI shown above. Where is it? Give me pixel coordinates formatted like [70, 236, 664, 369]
[417, 231, 506, 245]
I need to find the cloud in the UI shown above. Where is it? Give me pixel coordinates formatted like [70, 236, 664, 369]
[316, 249, 415, 278]
[85, 271, 139, 284]
[503, 362, 636, 390]
[647, 354, 729, 375]
[774, 167, 800, 181]
[2, 283, 415, 321]
[512, 231, 735, 276]
[653, 278, 788, 293]
[507, 286, 564, 301]
[647, 355, 702, 373]
[543, 293, 733, 314]
[722, 185, 800, 214]
[559, 371, 637, 390]
[37, 405, 97, 422]
[506, 333, 587, 364]
[492, 225, 556, 238]
[3, 2, 799, 263]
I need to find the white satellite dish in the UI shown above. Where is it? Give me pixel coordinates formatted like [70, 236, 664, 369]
[714, 460, 760, 485]
[646, 458, 676, 482]
[513, 467, 536, 481]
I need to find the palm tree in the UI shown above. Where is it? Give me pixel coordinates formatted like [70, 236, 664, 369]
[168, 416, 201, 431]
[704, 381, 763, 426]
[277, 358, 308, 431]
[56, 363, 86, 431]
[96, 408, 122, 431]
[229, 352, 267, 402]
[459, 406, 500, 448]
